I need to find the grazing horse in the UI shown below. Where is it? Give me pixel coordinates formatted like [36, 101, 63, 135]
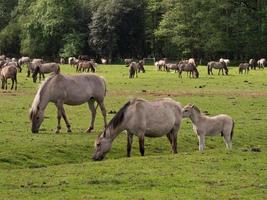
[18, 56, 30, 66]
[68, 57, 79, 67]
[249, 59, 257, 70]
[78, 55, 90, 61]
[166, 63, 178, 72]
[207, 61, 228, 75]
[182, 104, 234, 151]
[32, 63, 60, 83]
[188, 58, 197, 67]
[137, 60, 145, 73]
[178, 61, 199, 78]
[128, 62, 138, 78]
[29, 73, 107, 133]
[239, 63, 250, 74]
[92, 98, 183, 161]
[0, 65, 17, 90]
[257, 58, 266, 68]
[77, 61, 95, 73]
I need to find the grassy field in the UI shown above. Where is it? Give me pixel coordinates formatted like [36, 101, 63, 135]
[0, 64, 266, 199]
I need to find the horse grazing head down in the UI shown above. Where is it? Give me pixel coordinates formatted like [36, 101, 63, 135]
[92, 130, 113, 161]
[29, 106, 44, 133]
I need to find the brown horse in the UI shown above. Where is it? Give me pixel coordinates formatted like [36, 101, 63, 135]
[178, 61, 199, 78]
[0, 65, 17, 90]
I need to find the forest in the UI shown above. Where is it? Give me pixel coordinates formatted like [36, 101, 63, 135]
[0, 0, 267, 62]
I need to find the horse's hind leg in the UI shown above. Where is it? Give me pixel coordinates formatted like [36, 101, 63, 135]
[223, 131, 232, 150]
[86, 99, 96, 133]
[198, 135, 205, 151]
[138, 135, 145, 156]
[55, 103, 63, 133]
[11, 78, 15, 90]
[127, 131, 133, 157]
[14, 76, 17, 90]
[61, 106, 71, 133]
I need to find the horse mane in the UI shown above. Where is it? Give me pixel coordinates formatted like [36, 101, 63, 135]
[107, 100, 131, 130]
[29, 74, 56, 118]
[192, 105, 201, 114]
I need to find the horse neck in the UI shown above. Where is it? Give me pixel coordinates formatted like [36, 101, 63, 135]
[190, 111, 201, 124]
[107, 125, 125, 141]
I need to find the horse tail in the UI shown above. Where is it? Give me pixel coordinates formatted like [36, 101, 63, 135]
[230, 120, 234, 140]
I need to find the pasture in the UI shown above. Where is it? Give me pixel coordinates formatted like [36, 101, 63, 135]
[0, 65, 266, 199]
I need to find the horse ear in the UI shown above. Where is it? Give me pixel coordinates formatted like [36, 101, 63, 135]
[191, 104, 195, 108]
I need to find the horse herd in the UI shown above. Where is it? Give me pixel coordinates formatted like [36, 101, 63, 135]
[27, 69, 234, 161]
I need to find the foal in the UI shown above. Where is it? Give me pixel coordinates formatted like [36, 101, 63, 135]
[182, 104, 234, 151]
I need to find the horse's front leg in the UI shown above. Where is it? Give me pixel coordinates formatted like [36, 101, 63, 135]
[97, 100, 107, 128]
[11, 78, 14, 90]
[198, 134, 205, 151]
[39, 73, 42, 82]
[127, 131, 133, 157]
[61, 106, 71, 133]
[86, 99, 96, 133]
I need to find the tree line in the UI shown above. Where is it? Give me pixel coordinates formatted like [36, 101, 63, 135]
[0, 0, 266, 62]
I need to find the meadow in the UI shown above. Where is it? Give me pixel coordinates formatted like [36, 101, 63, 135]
[0, 64, 266, 199]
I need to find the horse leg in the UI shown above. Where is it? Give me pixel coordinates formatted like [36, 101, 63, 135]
[61, 106, 71, 133]
[55, 103, 63, 133]
[86, 99, 96, 133]
[170, 126, 179, 154]
[222, 129, 232, 150]
[11, 78, 14, 90]
[198, 135, 205, 151]
[138, 135, 145, 156]
[39, 73, 42, 82]
[14, 76, 17, 90]
[97, 100, 107, 128]
[5, 79, 7, 90]
[127, 131, 133, 157]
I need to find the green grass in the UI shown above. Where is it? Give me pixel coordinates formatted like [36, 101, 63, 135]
[0, 65, 266, 199]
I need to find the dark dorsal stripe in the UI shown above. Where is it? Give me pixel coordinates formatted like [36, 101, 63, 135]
[108, 100, 131, 129]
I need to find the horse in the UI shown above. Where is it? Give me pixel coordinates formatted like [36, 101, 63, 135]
[188, 58, 197, 67]
[0, 65, 17, 90]
[257, 58, 266, 68]
[249, 59, 257, 70]
[182, 104, 234, 151]
[18, 56, 30, 66]
[157, 59, 167, 71]
[178, 61, 199, 78]
[219, 58, 230, 67]
[78, 55, 90, 61]
[101, 58, 107, 64]
[166, 63, 178, 72]
[29, 73, 107, 134]
[239, 63, 250, 74]
[68, 57, 79, 67]
[60, 58, 65, 64]
[4, 61, 22, 72]
[137, 60, 145, 73]
[92, 98, 183, 161]
[128, 62, 138, 78]
[0, 55, 6, 60]
[77, 61, 95, 73]
[207, 61, 228, 75]
[32, 63, 60, 83]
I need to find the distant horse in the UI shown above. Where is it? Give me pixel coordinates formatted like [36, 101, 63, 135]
[18, 56, 30, 66]
[219, 58, 230, 67]
[166, 63, 178, 72]
[0, 55, 6, 60]
[257, 58, 266, 68]
[128, 62, 138, 78]
[4, 61, 22, 72]
[188, 58, 197, 67]
[137, 60, 145, 73]
[29, 73, 107, 133]
[178, 61, 199, 78]
[32, 63, 60, 83]
[249, 59, 257, 70]
[182, 104, 234, 151]
[92, 98, 183, 161]
[157, 59, 167, 71]
[239, 63, 250, 74]
[78, 55, 90, 61]
[0, 65, 17, 90]
[124, 58, 132, 66]
[69, 57, 79, 67]
[77, 61, 95, 73]
[101, 58, 107, 64]
[60, 58, 65, 64]
[207, 61, 228, 75]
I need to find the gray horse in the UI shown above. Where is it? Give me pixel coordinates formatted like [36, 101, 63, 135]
[239, 63, 250, 74]
[128, 62, 138, 78]
[249, 59, 257, 70]
[207, 61, 228, 75]
[32, 63, 60, 83]
[0, 65, 17, 90]
[92, 98, 183, 161]
[178, 61, 199, 78]
[29, 73, 107, 133]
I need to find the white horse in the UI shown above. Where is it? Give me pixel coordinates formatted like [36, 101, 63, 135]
[92, 98, 183, 161]
[257, 58, 266, 68]
[182, 104, 234, 151]
[29, 73, 107, 133]
[219, 58, 230, 67]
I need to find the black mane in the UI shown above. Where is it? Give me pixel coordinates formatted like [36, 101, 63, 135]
[108, 100, 131, 129]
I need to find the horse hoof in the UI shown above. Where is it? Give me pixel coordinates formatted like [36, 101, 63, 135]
[67, 129, 72, 133]
[86, 127, 93, 133]
[55, 130, 60, 134]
